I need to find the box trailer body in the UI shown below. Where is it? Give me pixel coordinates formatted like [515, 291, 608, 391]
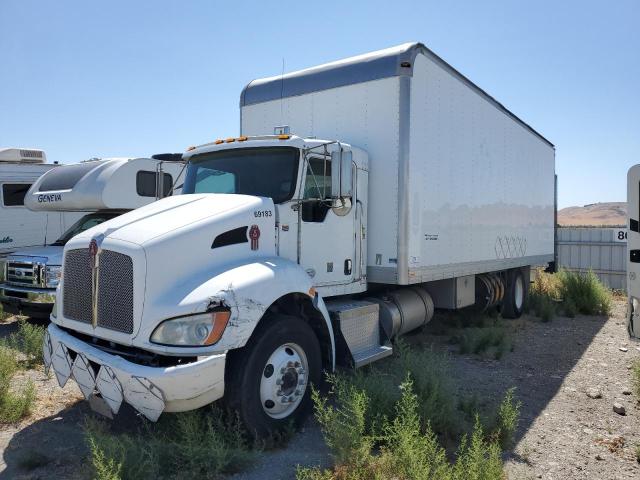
[241, 43, 555, 286]
[0, 148, 85, 255]
[0, 156, 184, 319]
[45, 43, 555, 434]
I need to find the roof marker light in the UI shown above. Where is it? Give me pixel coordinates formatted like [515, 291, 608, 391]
[214, 139, 224, 144]
[278, 134, 291, 140]
[225, 138, 235, 143]
[237, 136, 248, 142]
[186, 146, 196, 151]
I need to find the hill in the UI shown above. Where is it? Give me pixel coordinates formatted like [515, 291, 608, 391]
[557, 202, 626, 226]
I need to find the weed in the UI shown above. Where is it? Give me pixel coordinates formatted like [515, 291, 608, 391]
[457, 323, 510, 359]
[0, 346, 36, 423]
[557, 269, 612, 316]
[0, 304, 10, 322]
[85, 406, 254, 480]
[394, 341, 458, 435]
[299, 376, 507, 480]
[635, 444, 640, 463]
[313, 378, 373, 467]
[528, 291, 556, 322]
[457, 394, 480, 421]
[2, 320, 46, 367]
[491, 387, 521, 449]
[563, 298, 578, 318]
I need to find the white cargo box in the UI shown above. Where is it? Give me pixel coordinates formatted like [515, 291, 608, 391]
[24, 157, 185, 212]
[241, 42, 556, 284]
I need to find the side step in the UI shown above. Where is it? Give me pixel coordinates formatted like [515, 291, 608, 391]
[325, 299, 393, 368]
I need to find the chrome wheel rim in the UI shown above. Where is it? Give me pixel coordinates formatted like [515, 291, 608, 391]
[514, 275, 524, 310]
[260, 343, 308, 419]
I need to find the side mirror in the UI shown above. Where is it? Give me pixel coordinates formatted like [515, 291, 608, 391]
[331, 149, 353, 199]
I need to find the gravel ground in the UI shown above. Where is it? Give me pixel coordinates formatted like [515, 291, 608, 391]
[1, 300, 639, 479]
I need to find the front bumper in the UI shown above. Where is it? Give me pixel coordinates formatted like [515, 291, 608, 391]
[44, 323, 226, 421]
[0, 284, 55, 318]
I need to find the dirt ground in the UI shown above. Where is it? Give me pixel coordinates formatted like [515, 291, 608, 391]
[1, 300, 639, 480]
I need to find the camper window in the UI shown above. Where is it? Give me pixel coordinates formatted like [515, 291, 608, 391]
[136, 171, 173, 197]
[2, 183, 31, 207]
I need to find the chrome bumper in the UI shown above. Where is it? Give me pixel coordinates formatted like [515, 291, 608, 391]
[45, 323, 226, 421]
[0, 283, 55, 304]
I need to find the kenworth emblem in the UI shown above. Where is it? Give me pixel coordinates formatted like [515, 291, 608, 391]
[249, 225, 260, 250]
[89, 237, 102, 328]
[89, 239, 98, 268]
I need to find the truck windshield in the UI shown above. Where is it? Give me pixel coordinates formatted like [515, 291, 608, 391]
[183, 147, 299, 204]
[52, 211, 125, 246]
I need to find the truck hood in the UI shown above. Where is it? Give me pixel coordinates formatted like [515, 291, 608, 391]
[71, 194, 268, 247]
[4, 245, 64, 265]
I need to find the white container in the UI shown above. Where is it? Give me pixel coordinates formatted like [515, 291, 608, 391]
[241, 42, 555, 284]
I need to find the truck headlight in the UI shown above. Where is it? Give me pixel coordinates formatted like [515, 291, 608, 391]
[150, 310, 231, 347]
[45, 266, 62, 288]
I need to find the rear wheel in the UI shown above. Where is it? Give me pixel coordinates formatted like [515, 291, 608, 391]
[502, 269, 526, 319]
[225, 314, 322, 437]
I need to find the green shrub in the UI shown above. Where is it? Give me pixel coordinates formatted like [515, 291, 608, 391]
[85, 406, 254, 480]
[528, 292, 556, 322]
[299, 376, 507, 480]
[557, 270, 612, 316]
[563, 298, 577, 318]
[456, 323, 511, 360]
[2, 320, 46, 367]
[491, 387, 521, 449]
[394, 342, 458, 435]
[0, 346, 36, 423]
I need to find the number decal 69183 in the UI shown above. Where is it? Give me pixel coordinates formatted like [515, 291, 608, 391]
[254, 210, 273, 218]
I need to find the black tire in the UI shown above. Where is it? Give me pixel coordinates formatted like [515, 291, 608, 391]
[225, 314, 322, 438]
[502, 269, 527, 319]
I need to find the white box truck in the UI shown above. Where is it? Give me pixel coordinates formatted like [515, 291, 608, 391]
[0, 148, 85, 255]
[45, 43, 555, 435]
[0, 155, 184, 319]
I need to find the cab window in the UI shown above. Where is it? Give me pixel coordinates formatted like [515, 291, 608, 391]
[302, 158, 331, 222]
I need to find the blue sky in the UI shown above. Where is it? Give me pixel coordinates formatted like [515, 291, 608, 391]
[1, 0, 638, 208]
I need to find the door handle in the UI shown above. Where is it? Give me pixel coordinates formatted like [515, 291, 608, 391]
[344, 259, 352, 275]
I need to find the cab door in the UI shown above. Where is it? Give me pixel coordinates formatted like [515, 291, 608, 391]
[299, 156, 356, 287]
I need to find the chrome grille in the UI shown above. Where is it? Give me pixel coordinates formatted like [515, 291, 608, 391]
[7, 262, 39, 286]
[62, 249, 92, 324]
[62, 248, 134, 333]
[96, 250, 134, 334]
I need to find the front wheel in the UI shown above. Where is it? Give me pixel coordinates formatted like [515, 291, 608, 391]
[225, 314, 322, 437]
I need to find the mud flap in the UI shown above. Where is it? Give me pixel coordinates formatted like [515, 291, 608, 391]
[52, 343, 73, 388]
[96, 365, 124, 415]
[124, 377, 165, 422]
[71, 353, 97, 399]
